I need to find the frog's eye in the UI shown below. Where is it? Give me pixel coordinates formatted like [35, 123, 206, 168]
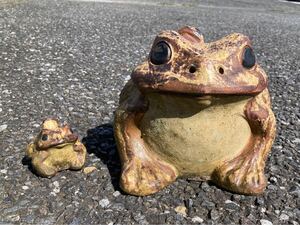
[41, 134, 48, 141]
[150, 41, 172, 65]
[242, 47, 256, 69]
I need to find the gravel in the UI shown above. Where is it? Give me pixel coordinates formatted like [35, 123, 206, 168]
[0, 0, 299, 224]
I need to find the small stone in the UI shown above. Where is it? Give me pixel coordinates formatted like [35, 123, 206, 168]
[22, 186, 29, 190]
[133, 212, 147, 223]
[247, 213, 256, 222]
[260, 219, 273, 225]
[146, 213, 167, 224]
[267, 184, 277, 190]
[209, 209, 219, 220]
[269, 177, 277, 184]
[99, 198, 110, 208]
[53, 187, 60, 194]
[224, 200, 240, 211]
[175, 205, 187, 217]
[255, 197, 265, 206]
[6, 214, 20, 222]
[83, 166, 97, 174]
[111, 203, 125, 211]
[53, 181, 59, 187]
[0, 169, 7, 174]
[175, 214, 184, 221]
[0, 124, 7, 132]
[201, 200, 215, 209]
[39, 206, 48, 216]
[201, 182, 210, 191]
[289, 185, 300, 197]
[275, 210, 280, 215]
[184, 198, 193, 210]
[192, 216, 204, 223]
[113, 191, 120, 197]
[279, 213, 289, 221]
[292, 138, 300, 143]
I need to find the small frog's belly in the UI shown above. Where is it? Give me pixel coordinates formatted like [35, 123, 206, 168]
[139, 98, 252, 176]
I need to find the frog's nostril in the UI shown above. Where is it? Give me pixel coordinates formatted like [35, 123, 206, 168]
[189, 65, 197, 73]
[218, 67, 224, 74]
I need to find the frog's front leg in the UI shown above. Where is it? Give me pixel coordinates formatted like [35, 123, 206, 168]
[212, 90, 276, 195]
[70, 141, 87, 170]
[114, 86, 178, 196]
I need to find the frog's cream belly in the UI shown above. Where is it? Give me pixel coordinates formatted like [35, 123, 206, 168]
[139, 94, 252, 177]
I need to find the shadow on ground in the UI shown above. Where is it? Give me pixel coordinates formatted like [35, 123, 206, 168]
[82, 123, 122, 191]
[21, 155, 36, 175]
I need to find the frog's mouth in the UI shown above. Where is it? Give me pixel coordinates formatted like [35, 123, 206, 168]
[136, 78, 264, 96]
[144, 91, 252, 109]
[53, 142, 75, 149]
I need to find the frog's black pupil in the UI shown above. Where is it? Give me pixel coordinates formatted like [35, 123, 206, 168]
[41, 134, 48, 141]
[242, 47, 256, 69]
[150, 41, 171, 65]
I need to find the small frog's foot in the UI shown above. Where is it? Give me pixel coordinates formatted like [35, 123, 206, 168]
[120, 156, 178, 196]
[212, 152, 266, 195]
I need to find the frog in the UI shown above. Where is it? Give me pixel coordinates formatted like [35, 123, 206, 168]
[26, 118, 86, 177]
[114, 26, 276, 196]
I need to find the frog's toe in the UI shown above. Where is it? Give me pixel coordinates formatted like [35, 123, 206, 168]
[120, 157, 177, 196]
[212, 154, 267, 195]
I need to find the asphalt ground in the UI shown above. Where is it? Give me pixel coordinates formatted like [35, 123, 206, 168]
[0, 0, 299, 224]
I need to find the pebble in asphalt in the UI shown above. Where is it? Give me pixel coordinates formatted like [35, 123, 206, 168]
[0, 0, 299, 224]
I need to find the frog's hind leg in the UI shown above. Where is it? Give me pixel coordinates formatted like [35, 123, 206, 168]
[212, 90, 276, 195]
[31, 152, 58, 177]
[114, 84, 178, 196]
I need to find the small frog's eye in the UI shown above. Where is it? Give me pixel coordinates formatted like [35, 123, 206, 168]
[242, 46, 256, 69]
[41, 134, 48, 141]
[150, 41, 172, 65]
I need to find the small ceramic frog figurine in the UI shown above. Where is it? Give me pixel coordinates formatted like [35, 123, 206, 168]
[114, 26, 276, 196]
[26, 118, 86, 177]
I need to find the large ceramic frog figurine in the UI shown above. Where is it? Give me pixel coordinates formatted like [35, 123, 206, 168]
[114, 26, 276, 196]
[26, 118, 86, 177]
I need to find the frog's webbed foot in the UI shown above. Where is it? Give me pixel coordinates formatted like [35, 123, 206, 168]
[114, 82, 178, 196]
[121, 152, 178, 196]
[212, 148, 267, 194]
[212, 90, 276, 195]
